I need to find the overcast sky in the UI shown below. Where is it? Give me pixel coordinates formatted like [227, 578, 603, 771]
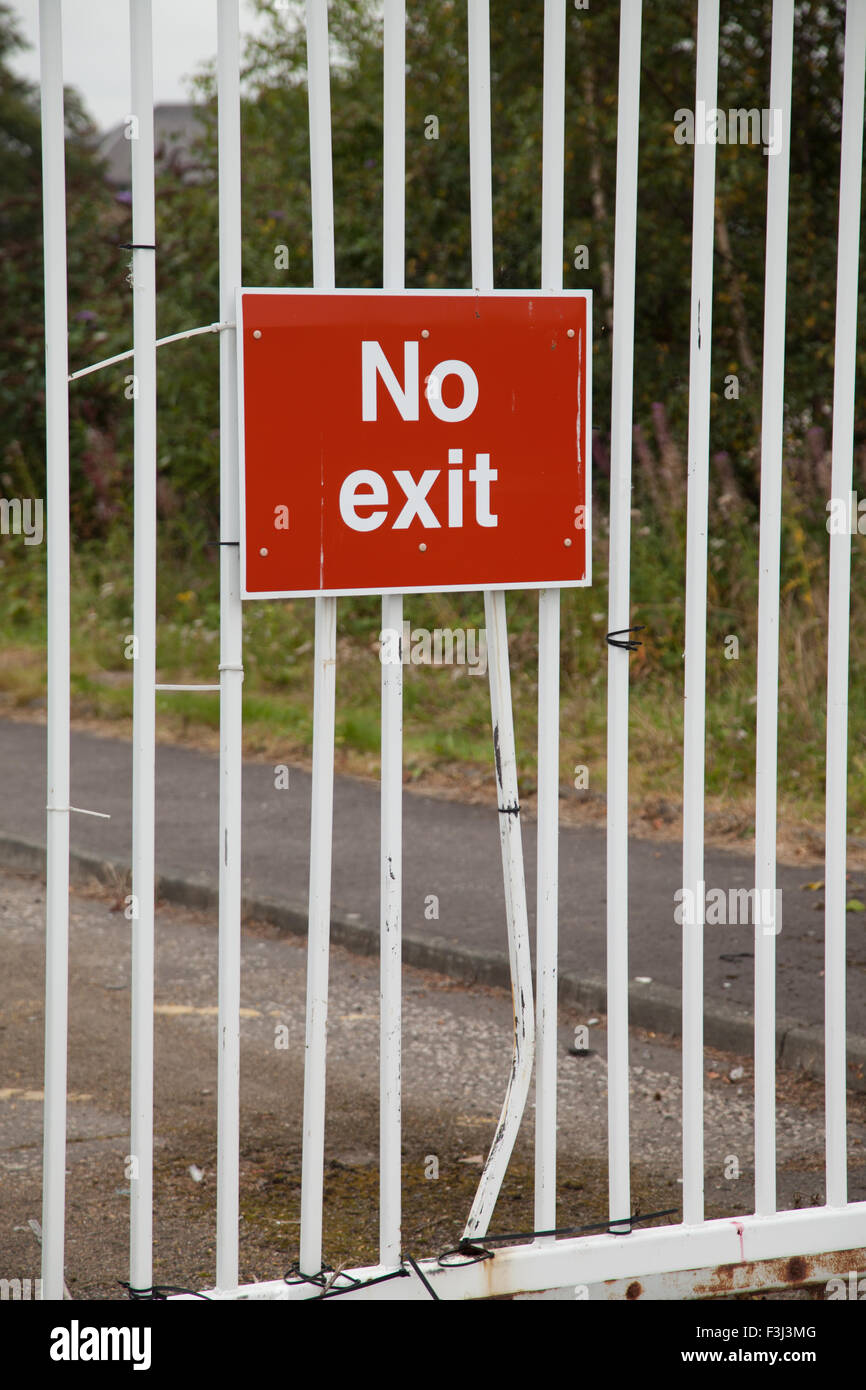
[7, 1, 267, 131]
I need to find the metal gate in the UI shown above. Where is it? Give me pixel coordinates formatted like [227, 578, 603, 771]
[36, 0, 866, 1299]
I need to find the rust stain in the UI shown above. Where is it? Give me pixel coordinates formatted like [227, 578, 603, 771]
[480, 1249, 498, 1299]
[786, 1256, 808, 1283]
[692, 1247, 859, 1299]
[626, 1281, 642, 1300]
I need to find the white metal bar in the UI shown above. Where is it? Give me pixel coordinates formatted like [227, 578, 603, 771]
[155, 684, 221, 692]
[468, 0, 494, 291]
[379, 0, 405, 1270]
[39, 0, 71, 1304]
[753, 0, 794, 1220]
[825, 0, 866, 1211]
[300, 599, 337, 1274]
[535, 588, 559, 1239]
[129, 0, 157, 1295]
[383, 0, 405, 291]
[299, 0, 338, 1277]
[379, 587, 402, 1267]
[605, 0, 642, 1237]
[216, 0, 244, 1294]
[534, 0, 566, 1241]
[681, 0, 718, 1229]
[68, 322, 229, 382]
[182, 1200, 866, 1302]
[462, 0, 535, 1243]
[28, 1219, 71, 1299]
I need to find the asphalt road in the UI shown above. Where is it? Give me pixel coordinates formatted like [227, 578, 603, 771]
[3, 867, 862, 1298]
[0, 717, 863, 1036]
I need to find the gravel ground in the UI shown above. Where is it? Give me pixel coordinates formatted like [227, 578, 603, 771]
[1, 866, 865, 1300]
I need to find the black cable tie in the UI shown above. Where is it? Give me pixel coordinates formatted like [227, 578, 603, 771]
[405, 1254, 440, 1300]
[283, 1262, 330, 1289]
[606, 625, 644, 652]
[498, 801, 520, 817]
[470, 1206, 679, 1246]
[118, 1279, 211, 1301]
[119, 242, 157, 250]
[205, 540, 241, 548]
[315, 1268, 410, 1300]
[440, 1241, 494, 1267]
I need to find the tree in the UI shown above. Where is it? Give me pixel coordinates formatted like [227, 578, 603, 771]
[0, 2, 132, 533]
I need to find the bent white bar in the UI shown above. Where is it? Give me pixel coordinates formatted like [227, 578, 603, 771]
[68, 322, 225, 382]
[463, 0, 535, 1240]
[299, 0, 338, 1277]
[825, 0, 866, 1211]
[605, 0, 642, 1235]
[129, 0, 158, 1294]
[216, 0, 244, 1292]
[465, 588, 535, 1239]
[379, 0, 406, 1269]
[681, 0, 719, 1228]
[39, 0, 71, 1303]
[753, 0, 794, 1220]
[535, 0, 566, 1240]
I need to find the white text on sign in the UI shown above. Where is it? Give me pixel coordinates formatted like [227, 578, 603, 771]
[345, 340, 496, 532]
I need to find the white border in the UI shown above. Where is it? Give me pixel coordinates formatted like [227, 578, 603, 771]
[236, 287, 592, 599]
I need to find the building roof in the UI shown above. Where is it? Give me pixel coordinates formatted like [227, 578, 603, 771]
[98, 103, 207, 186]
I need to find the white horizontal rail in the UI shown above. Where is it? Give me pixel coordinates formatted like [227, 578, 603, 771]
[177, 1201, 866, 1301]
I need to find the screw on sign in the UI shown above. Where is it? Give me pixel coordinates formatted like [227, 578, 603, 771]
[236, 289, 591, 598]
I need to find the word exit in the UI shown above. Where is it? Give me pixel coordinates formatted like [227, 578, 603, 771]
[238, 288, 591, 598]
[340, 453, 497, 531]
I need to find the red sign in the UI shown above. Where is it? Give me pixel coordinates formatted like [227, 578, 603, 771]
[237, 289, 591, 598]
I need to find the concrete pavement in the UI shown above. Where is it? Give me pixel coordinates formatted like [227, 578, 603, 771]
[3, 867, 864, 1297]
